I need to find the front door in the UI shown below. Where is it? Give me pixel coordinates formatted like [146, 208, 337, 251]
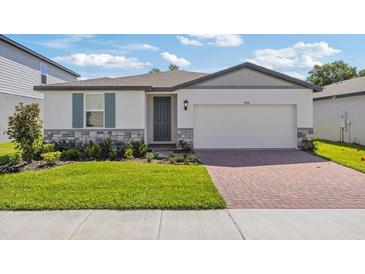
[153, 97, 171, 142]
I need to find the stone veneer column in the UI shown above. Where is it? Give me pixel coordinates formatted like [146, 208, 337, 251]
[297, 127, 314, 148]
[44, 129, 144, 144]
[177, 128, 194, 148]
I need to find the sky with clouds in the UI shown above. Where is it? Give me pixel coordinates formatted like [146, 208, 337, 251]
[6, 34, 365, 80]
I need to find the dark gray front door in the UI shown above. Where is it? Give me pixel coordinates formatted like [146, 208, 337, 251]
[153, 97, 171, 142]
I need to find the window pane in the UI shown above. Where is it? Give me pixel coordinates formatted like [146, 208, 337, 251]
[86, 111, 104, 127]
[40, 64, 48, 75]
[85, 94, 104, 110]
[41, 74, 47, 84]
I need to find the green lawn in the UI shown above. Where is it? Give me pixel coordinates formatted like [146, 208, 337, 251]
[315, 139, 365, 173]
[0, 162, 225, 210]
[0, 142, 15, 165]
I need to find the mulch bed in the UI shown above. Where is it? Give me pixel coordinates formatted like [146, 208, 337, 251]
[0, 161, 72, 174]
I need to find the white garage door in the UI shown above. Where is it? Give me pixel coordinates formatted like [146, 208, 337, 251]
[194, 105, 296, 149]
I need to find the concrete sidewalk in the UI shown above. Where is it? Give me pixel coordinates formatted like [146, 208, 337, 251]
[1, 209, 365, 240]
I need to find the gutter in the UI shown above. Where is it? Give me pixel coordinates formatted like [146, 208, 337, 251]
[313, 91, 365, 101]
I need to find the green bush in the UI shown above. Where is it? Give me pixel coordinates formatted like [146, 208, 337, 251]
[145, 152, 155, 163]
[302, 139, 318, 152]
[6, 103, 43, 163]
[167, 154, 200, 165]
[62, 148, 80, 161]
[124, 147, 134, 160]
[99, 138, 114, 160]
[9, 151, 23, 165]
[42, 143, 55, 153]
[52, 140, 68, 152]
[186, 156, 201, 165]
[115, 141, 125, 159]
[167, 155, 185, 164]
[131, 140, 150, 158]
[84, 143, 101, 160]
[41, 151, 62, 166]
[177, 140, 192, 152]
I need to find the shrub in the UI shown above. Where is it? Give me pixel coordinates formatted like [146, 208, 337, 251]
[62, 148, 80, 161]
[131, 140, 149, 158]
[84, 143, 101, 160]
[41, 151, 62, 166]
[302, 139, 318, 152]
[167, 155, 185, 164]
[6, 103, 43, 163]
[115, 142, 125, 159]
[177, 140, 191, 152]
[186, 156, 201, 165]
[167, 154, 200, 165]
[99, 138, 114, 160]
[52, 140, 68, 152]
[124, 146, 134, 160]
[42, 143, 55, 153]
[9, 151, 23, 165]
[145, 152, 155, 163]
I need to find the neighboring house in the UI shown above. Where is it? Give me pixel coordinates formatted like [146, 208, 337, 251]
[35, 62, 320, 149]
[0, 35, 80, 142]
[314, 77, 365, 145]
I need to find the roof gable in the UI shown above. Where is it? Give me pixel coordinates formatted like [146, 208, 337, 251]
[173, 62, 322, 92]
[191, 67, 297, 88]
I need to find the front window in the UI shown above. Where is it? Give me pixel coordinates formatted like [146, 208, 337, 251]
[40, 63, 47, 84]
[85, 94, 104, 127]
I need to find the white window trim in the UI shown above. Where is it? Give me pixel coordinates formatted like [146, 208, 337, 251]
[84, 93, 105, 128]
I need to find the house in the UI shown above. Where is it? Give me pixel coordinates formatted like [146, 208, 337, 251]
[34, 62, 320, 149]
[314, 77, 365, 145]
[0, 35, 80, 142]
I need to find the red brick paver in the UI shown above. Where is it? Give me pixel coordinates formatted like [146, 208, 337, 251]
[199, 150, 365, 209]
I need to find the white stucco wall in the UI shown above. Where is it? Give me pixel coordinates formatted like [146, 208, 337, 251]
[176, 89, 313, 129]
[44, 90, 146, 129]
[314, 95, 365, 144]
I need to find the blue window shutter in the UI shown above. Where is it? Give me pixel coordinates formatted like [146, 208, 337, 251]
[105, 93, 116, 128]
[72, 93, 84, 128]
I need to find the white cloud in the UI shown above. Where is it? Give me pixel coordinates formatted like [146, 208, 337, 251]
[117, 43, 159, 51]
[282, 71, 306, 80]
[190, 34, 243, 47]
[245, 41, 340, 69]
[35, 35, 94, 49]
[177, 36, 203, 46]
[160, 52, 190, 67]
[54, 53, 151, 68]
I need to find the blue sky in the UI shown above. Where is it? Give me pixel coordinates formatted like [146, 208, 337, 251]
[6, 34, 365, 80]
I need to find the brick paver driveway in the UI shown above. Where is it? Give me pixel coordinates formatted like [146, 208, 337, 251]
[198, 150, 365, 209]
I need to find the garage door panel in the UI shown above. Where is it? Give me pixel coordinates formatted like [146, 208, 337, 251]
[194, 105, 296, 149]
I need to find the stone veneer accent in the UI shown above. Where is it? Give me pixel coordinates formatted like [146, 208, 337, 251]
[44, 129, 144, 144]
[297, 127, 314, 148]
[177, 128, 194, 148]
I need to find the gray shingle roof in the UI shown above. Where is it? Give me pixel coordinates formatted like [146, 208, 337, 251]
[115, 71, 208, 88]
[34, 71, 207, 91]
[34, 62, 320, 92]
[314, 77, 365, 99]
[40, 77, 144, 87]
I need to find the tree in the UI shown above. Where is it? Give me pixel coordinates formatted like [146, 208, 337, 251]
[6, 103, 43, 163]
[149, 67, 161, 73]
[168, 64, 179, 71]
[307, 60, 358, 86]
[358, 69, 365, 77]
